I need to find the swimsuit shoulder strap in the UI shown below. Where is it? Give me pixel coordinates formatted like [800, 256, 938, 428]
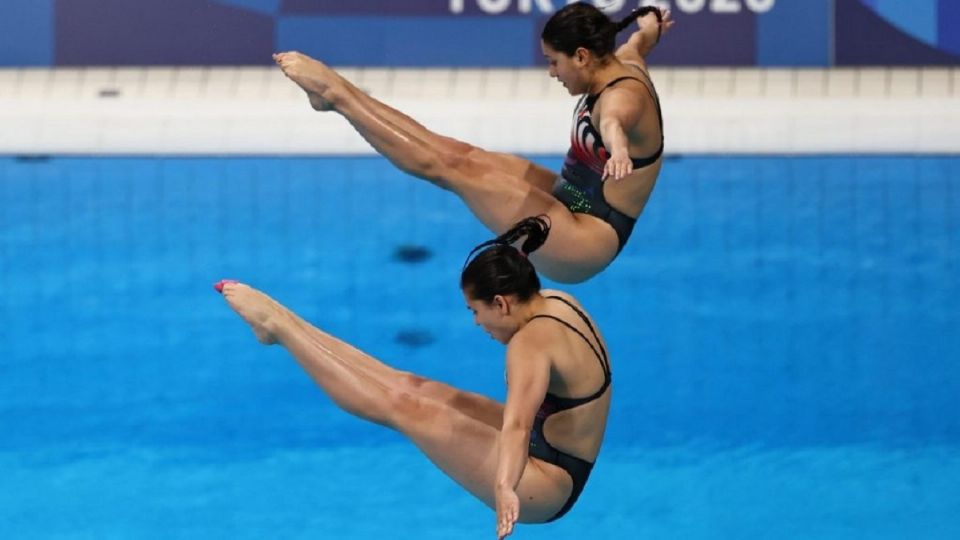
[621, 65, 665, 166]
[585, 76, 644, 110]
[599, 76, 644, 95]
[625, 65, 664, 134]
[535, 296, 610, 377]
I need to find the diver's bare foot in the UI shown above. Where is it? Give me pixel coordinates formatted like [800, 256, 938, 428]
[219, 282, 286, 345]
[273, 51, 337, 111]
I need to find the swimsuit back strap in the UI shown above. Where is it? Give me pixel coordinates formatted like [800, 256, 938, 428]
[528, 314, 607, 375]
[543, 296, 610, 374]
[626, 66, 664, 133]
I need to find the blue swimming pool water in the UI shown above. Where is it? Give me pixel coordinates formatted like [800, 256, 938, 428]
[1, 155, 958, 539]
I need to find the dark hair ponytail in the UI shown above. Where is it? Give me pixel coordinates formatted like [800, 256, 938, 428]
[618, 6, 663, 42]
[542, 2, 660, 58]
[460, 216, 551, 303]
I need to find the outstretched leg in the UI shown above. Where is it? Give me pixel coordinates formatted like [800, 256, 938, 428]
[274, 52, 618, 283]
[219, 282, 571, 521]
[341, 77, 557, 194]
[275, 53, 555, 193]
[300, 320, 504, 429]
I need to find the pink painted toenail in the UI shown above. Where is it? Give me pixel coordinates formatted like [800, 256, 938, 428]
[214, 279, 239, 293]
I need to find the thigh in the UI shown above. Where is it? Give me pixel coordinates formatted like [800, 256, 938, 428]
[391, 391, 572, 523]
[300, 327, 505, 429]
[363, 95, 557, 194]
[464, 147, 558, 194]
[398, 371, 504, 429]
[443, 155, 619, 283]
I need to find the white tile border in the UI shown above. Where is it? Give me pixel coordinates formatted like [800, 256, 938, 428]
[1, 67, 958, 155]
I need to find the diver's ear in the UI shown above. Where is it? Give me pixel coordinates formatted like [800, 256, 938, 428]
[493, 294, 511, 316]
[574, 46, 591, 65]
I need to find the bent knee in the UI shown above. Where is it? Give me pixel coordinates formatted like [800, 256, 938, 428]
[447, 137, 478, 157]
[423, 148, 489, 187]
[382, 385, 433, 428]
[396, 371, 431, 394]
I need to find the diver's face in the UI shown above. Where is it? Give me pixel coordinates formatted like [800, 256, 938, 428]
[541, 41, 587, 95]
[463, 292, 513, 344]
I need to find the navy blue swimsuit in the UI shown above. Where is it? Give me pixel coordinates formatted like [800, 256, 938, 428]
[526, 295, 611, 521]
[551, 70, 664, 252]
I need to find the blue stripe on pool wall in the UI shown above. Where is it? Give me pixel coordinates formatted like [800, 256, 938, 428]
[277, 16, 534, 67]
[757, 0, 831, 66]
[1, 1, 960, 68]
[213, 0, 283, 16]
[939, 0, 960, 56]
[0, 0, 54, 66]
[875, 0, 937, 46]
[55, 0, 275, 66]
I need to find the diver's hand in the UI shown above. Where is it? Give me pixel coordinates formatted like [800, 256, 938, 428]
[495, 486, 520, 539]
[603, 149, 634, 181]
[639, 8, 675, 43]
